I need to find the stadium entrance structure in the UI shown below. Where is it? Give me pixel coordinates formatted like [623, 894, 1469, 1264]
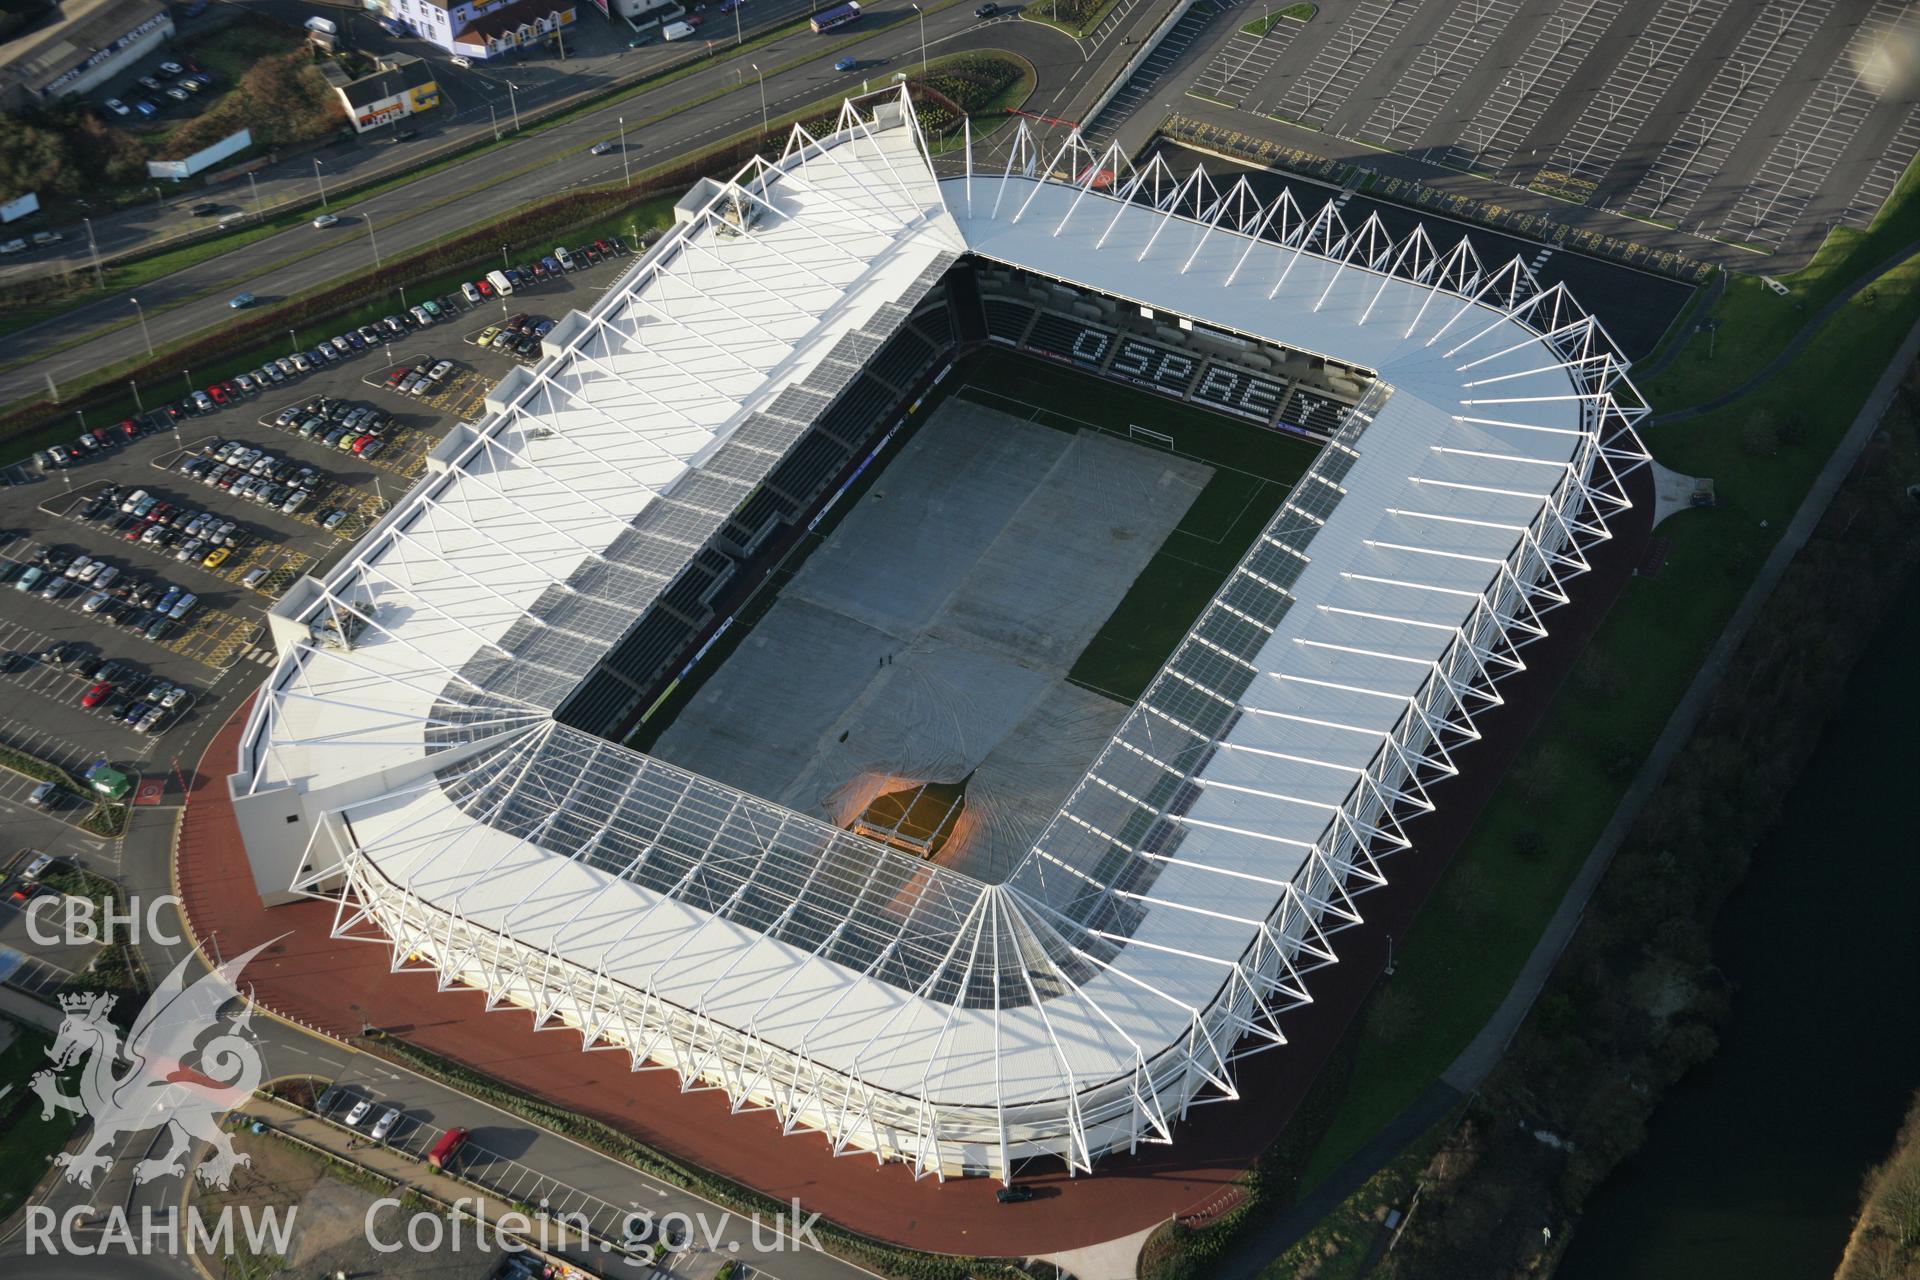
[224, 88, 1651, 1184]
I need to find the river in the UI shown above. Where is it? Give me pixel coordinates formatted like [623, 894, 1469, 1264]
[1558, 580, 1920, 1280]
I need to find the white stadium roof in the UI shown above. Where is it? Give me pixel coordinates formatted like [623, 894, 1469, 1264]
[231, 90, 1650, 1180]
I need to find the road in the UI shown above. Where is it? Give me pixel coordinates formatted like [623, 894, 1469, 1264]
[2, 0, 1167, 414]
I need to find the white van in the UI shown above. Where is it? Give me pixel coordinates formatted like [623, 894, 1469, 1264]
[487, 269, 514, 297]
[661, 20, 695, 39]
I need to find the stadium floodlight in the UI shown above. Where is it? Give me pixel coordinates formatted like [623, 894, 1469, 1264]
[229, 86, 1648, 1185]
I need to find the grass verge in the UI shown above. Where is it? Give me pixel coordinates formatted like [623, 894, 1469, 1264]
[1241, 3, 1315, 36]
[0, 745, 124, 835]
[1640, 152, 1920, 409]
[1295, 246, 1920, 1197]
[1022, 0, 1133, 40]
[0, 1022, 75, 1220]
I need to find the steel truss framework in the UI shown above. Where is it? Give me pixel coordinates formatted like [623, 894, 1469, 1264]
[238, 90, 1653, 1183]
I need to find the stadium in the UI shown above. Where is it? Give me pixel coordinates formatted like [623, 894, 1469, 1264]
[225, 87, 1650, 1184]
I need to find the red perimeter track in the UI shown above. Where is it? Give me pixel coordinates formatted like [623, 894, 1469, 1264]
[177, 467, 1651, 1257]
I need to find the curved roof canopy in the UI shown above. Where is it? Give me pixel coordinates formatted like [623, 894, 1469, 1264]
[238, 92, 1649, 1167]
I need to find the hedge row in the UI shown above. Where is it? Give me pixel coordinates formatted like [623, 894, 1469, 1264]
[0, 743, 121, 833]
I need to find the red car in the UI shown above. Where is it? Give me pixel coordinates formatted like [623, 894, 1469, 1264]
[206, 383, 229, 405]
[118, 418, 140, 439]
[81, 681, 113, 708]
[385, 366, 409, 388]
[475, 278, 494, 297]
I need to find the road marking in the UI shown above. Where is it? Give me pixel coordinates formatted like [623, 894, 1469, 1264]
[1438, 0, 1621, 177]
[1355, 0, 1520, 152]
[1273, 0, 1427, 130]
[1620, 0, 1834, 227]
[1526, 0, 1728, 202]
[1724, 0, 1920, 247]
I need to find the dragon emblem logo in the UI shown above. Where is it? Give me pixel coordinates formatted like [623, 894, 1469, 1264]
[30, 941, 274, 1190]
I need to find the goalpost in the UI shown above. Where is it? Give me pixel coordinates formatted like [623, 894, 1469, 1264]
[1129, 423, 1175, 450]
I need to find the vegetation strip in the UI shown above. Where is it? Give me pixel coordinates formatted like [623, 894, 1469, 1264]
[1137, 158, 1920, 1279]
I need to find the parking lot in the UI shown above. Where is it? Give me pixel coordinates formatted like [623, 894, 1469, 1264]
[1, 238, 637, 812]
[1148, 0, 1920, 263]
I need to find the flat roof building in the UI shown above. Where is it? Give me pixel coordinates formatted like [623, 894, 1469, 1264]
[323, 52, 439, 133]
[0, 0, 171, 109]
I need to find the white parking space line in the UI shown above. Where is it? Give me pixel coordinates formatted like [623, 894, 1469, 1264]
[0, 714, 96, 776]
[1274, 0, 1428, 130]
[1621, 0, 1835, 227]
[1438, 0, 1623, 177]
[1843, 101, 1920, 230]
[1191, 23, 1298, 109]
[1355, 0, 1520, 152]
[1725, 0, 1920, 247]
[1084, 3, 1219, 146]
[1528, 0, 1729, 202]
[1083, 0, 1149, 47]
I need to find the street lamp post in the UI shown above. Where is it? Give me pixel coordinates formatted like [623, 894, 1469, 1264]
[910, 2, 927, 75]
[734, 0, 743, 45]
[129, 297, 154, 358]
[289, 329, 299, 355]
[501, 245, 510, 270]
[247, 171, 265, 222]
[506, 81, 521, 132]
[314, 158, 329, 208]
[750, 62, 768, 137]
[80, 217, 105, 288]
[489, 103, 500, 141]
[618, 116, 631, 186]
[183, 369, 193, 396]
[128, 380, 143, 413]
[366, 214, 383, 270]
